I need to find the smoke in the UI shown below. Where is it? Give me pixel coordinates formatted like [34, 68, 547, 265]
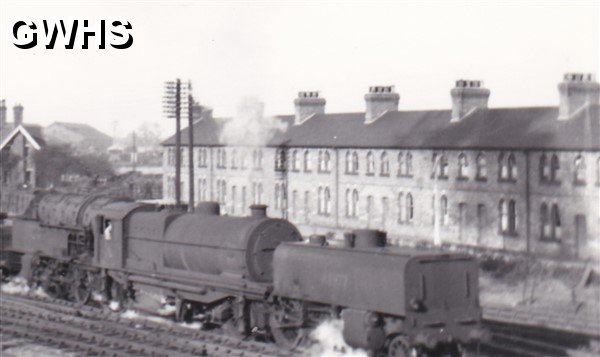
[306, 319, 368, 357]
[219, 96, 288, 147]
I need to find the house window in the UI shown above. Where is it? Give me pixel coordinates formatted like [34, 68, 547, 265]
[252, 182, 263, 204]
[366, 152, 375, 175]
[292, 150, 299, 171]
[275, 184, 281, 209]
[406, 152, 413, 176]
[499, 199, 517, 235]
[319, 187, 331, 215]
[432, 154, 448, 179]
[319, 150, 331, 173]
[345, 189, 351, 217]
[458, 153, 468, 179]
[541, 203, 561, 240]
[221, 149, 227, 169]
[476, 153, 487, 180]
[540, 154, 549, 182]
[345, 151, 352, 173]
[304, 150, 311, 172]
[351, 189, 359, 217]
[406, 193, 414, 223]
[275, 149, 286, 172]
[380, 151, 390, 176]
[574, 155, 586, 184]
[240, 151, 248, 170]
[508, 154, 517, 180]
[550, 154, 559, 182]
[352, 152, 359, 174]
[291, 190, 298, 219]
[304, 191, 310, 222]
[231, 186, 237, 214]
[216, 179, 227, 204]
[440, 195, 449, 226]
[597, 157, 600, 184]
[397, 192, 404, 223]
[398, 153, 404, 176]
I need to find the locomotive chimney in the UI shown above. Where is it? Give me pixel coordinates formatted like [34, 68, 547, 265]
[352, 229, 386, 248]
[364, 85, 399, 123]
[294, 91, 325, 125]
[558, 73, 600, 120]
[250, 204, 268, 218]
[195, 201, 220, 215]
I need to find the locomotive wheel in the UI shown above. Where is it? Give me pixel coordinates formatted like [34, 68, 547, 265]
[269, 299, 310, 349]
[70, 268, 92, 305]
[386, 335, 416, 357]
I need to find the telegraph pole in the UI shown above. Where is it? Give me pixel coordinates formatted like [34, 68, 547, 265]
[187, 82, 196, 212]
[164, 79, 182, 205]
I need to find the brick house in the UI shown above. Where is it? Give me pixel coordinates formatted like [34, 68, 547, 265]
[161, 74, 599, 259]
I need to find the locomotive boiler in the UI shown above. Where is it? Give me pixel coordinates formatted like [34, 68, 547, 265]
[6, 191, 485, 356]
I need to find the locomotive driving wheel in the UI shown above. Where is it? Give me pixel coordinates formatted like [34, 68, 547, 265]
[70, 267, 93, 305]
[269, 299, 310, 349]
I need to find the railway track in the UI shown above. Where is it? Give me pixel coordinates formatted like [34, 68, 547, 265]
[0, 292, 296, 357]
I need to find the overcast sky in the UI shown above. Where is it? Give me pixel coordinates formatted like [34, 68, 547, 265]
[1, 1, 598, 138]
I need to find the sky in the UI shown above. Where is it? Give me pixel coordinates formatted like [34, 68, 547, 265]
[1, 1, 599, 138]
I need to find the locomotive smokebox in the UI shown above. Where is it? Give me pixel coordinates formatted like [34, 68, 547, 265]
[353, 229, 386, 248]
[195, 202, 220, 215]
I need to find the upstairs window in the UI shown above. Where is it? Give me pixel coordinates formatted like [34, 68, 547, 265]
[597, 157, 600, 184]
[253, 149, 263, 170]
[380, 151, 390, 176]
[574, 155, 586, 184]
[498, 153, 517, 182]
[231, 149, 238, 169]
[540, 154, 550, 182]
[508, 154, 518, 180]
[550, 154, 560, 182]
[275, 149, 286, 172]
[366, 151, 375, 175]
[304, 150, 311, 172]
[352, 152, 359, 173]
[476, 153, 487, 180]
[432, 154, 449, 179]
[318, 150, 331, 173]
[406, 153, 413, 176]
[291, 150, 299, 171]
[398, 153, 404, 176]
[458, 153, 468, 179]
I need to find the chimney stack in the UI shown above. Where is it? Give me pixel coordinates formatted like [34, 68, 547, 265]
[294, 91, 325, 125]
[450, 80, 490, 122]
[13, 104, 23, 127]
[0, 100, 6, 127]
[558, 73, 599, 120]
[364, 86, 399, 123]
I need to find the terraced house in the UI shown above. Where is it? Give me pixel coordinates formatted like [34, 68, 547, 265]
[162, 73, 600, 259]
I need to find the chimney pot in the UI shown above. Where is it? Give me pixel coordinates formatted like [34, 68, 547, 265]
[450, 79, 489, 122]
[558, 72, 599, 120]
[13, 104, 23, 127]
[294, 91, 326, 125]
[364, 85, 399, 123]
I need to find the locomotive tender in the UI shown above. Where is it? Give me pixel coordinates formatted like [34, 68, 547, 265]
[7, 191, 485, 356]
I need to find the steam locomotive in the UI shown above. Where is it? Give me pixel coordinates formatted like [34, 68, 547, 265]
[5, 191, 485, 356]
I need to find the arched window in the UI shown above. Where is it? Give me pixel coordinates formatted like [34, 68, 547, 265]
[551, 204, 561, 239]
[499, 199, 507, 232]
[345, 189, 351, 216]
[540, 203, 549, 239]
[345, 151, 351, 173]
[508, 200, 516, 233]
[352, 189, 359, 217]
[406, 193, 414, 223]
[458, 153, 468, 178]
[397, 153, 404, 176]
[498, 153, 508, 180]
[540, 154, 549, 182]
[317, 187, 323, 214]
[304, 150, 311, 172]
[476, 153, 487, 180]
[352, 152, 359, 173]
[324, 187, 331, 215]
[221, 149, 227, 169]
[231, 186, 237, 214]
[508, 154, 517, 180]
[318, 151, 323, 172]
[406, 152, 413, 176]
[574, 155, 586, 184]
[324, 151, 331, 172]
[275, 149, 285, 171]
[440, 195, 449, 225]
[550, 154, 559, 182]
[380, 152, 390, 176]
[397, 192, 404, 223]
[366, 151, 375, 175]
[439, 155, 449, 178]
[292, 150, 299, 171]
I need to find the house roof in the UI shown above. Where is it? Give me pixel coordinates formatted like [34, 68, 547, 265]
[0, 124, 45, 151]
[44, 122, 112, 151]
[161, 104, 600, 151]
